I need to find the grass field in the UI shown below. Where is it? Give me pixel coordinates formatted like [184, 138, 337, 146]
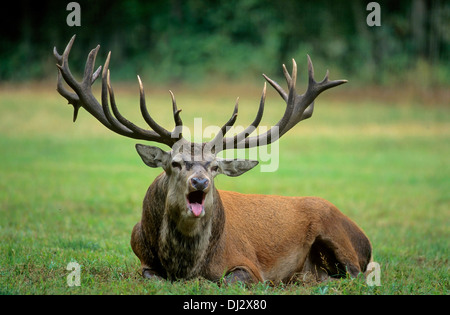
[0, 81, 448, 295]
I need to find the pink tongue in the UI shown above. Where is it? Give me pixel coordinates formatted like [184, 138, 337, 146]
[190, 203, 203, 217]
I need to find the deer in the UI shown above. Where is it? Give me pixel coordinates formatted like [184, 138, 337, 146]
[54, 35, 372, 284]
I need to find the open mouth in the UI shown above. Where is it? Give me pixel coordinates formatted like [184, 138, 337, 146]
[186, 190, 205, 217]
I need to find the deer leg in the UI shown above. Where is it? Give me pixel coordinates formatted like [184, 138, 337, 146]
[142, 268, 163, 280]
[131, 221, 164, 279]
[131, 221, 145, 261]
[305, 236, 360, 279]
[224, 265, 262, 285]
[225, 268, 254, 284]
[302, 205, 372, 280]
[306, 221, 372, 280]
[320, 218, 372, 277]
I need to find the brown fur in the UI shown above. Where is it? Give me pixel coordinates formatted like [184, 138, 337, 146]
[131, 174, 372, 283]
[53, 38, 369, 284]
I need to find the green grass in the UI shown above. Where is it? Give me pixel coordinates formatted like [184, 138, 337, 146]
[0, 83, 448, 295]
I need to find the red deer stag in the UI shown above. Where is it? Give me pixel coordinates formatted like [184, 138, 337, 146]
[54, 35, 372, 284]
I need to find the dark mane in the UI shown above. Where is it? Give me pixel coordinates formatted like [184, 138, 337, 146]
[141, 172, 225, 280]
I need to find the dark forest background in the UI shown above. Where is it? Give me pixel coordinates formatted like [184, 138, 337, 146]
[0, 0, 448, 86]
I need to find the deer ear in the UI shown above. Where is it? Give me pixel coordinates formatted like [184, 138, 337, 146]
[217, 159, 259, 177]
[135, 144, 170, 168]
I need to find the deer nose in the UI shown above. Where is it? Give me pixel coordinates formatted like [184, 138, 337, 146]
[190, 177, 209, 191]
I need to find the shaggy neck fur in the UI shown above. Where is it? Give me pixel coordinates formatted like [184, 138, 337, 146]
[150, 173, 225, 281]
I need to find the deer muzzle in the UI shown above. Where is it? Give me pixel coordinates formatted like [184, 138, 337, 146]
[186, 176, 210, 217]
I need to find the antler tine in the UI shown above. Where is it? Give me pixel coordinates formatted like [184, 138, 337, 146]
[282, 64, 292, 89]
[91, 65, 102, 84]
[55, 35, 78, 89]
[105, 70, 161, 142]
[224, 82, 266, 150]
[100, 52, 120, 128]
[54, 36, 81, 122]
[278, 59, 298, 134]
[82, 45, 102, 88]
[137, 76, 177, 142]
[55, 70, 81, 122]
[169, 90, 183, 138]
[169, 90, 183, 126]
[262, 58, 297, 103]
[207, 98, 239, 153]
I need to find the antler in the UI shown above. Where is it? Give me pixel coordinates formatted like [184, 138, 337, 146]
[208, 56, 347, 153]
[54, 36, 346, 153]
[54, 35, 182, 147]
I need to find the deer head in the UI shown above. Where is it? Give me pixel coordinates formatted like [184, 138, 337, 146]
[54, 35, 347, 228]
[134, 141, 258, 226]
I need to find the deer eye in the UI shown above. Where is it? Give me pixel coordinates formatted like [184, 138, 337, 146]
[211, 165, 219, 172]
[171, 161, 182, 169]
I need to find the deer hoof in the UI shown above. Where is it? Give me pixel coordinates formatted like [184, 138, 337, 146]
[224, 268, 255, 285]
[142, 268, 163, 280]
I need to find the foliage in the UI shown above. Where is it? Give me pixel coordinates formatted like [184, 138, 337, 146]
[0, 0, 448, 86]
